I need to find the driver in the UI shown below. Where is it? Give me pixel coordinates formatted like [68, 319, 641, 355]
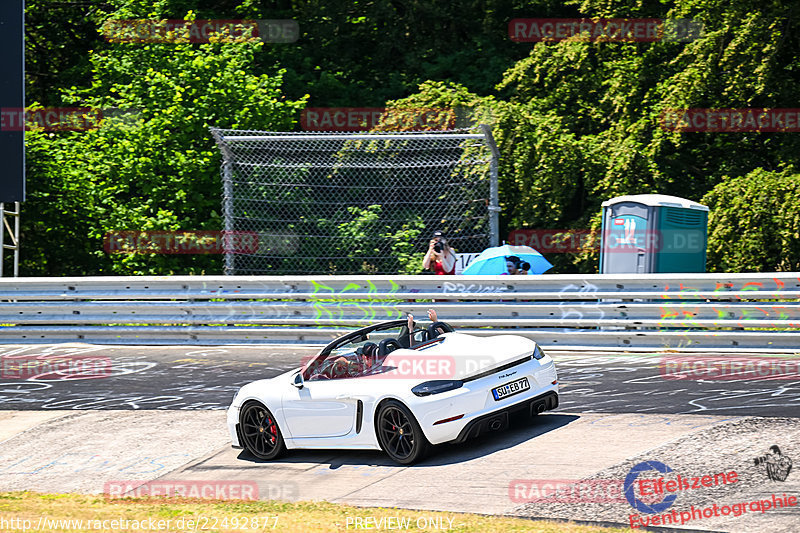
[330, 342, 379, 377]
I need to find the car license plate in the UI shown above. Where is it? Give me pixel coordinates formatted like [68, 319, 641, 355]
[492, 377, 530, 401]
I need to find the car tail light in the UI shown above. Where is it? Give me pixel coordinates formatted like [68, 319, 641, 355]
[411, 380, 463, 397]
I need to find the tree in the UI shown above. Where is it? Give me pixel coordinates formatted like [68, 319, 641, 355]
[22, 13, 306, 275]
[390, 0, 800, 272]
[703, 169, 800, 272]
[25, 0, 106, 106]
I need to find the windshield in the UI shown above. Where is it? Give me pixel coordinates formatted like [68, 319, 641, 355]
[304, 319, 431, 381]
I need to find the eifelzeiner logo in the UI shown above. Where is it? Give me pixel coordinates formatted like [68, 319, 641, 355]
[624, 461, 740, 514]
[624, 461, 678, 514]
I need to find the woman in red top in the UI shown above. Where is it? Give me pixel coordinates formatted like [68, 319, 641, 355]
[422, 231, 456, 275]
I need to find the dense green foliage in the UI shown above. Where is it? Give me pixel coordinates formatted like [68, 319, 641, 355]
[17, 0, 800, 274]
[23, 8, 305, 275]
[388, 0, 800, 272]
[703, 169, 800, 272]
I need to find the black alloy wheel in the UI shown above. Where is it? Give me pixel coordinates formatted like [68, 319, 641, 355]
[376, 400, 430, 465]
[239, 402, 285, 460]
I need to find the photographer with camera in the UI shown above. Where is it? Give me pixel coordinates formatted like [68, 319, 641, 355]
[504, 255, 531, 275]
[422, 231, 456, 275]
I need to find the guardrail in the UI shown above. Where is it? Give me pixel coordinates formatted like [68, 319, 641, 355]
[1, 273, 799, 350]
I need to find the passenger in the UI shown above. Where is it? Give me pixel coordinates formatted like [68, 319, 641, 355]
[398, 313, 416, 348]
[398, 309, 446, 348]
[427, 308, 449, 337]
[328, 309, 448, 377]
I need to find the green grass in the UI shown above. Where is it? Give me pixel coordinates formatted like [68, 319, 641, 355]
[0, 491, 633, 532]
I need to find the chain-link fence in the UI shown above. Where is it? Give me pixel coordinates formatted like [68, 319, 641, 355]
[210, 127, 499, 275]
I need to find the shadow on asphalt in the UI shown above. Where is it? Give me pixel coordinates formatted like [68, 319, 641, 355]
[235, 413, 580, 468]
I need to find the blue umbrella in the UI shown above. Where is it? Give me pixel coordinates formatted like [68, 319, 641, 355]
[461, 244, 553, 275]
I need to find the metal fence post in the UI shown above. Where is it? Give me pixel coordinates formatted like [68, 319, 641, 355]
[222, 161, 234, 275]
[211, 128, 235, 276]
[480, 124, 501, 247]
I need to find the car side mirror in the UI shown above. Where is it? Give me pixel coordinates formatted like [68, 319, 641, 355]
[292, 372, 304, 389]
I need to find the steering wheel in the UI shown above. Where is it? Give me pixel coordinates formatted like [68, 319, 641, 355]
[314, 361, 337, 380]
[427, 321, 455, 340]
[378, 338, 402, 357]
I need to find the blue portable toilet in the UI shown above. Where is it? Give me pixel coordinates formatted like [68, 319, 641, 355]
[599, 194, 708, 274]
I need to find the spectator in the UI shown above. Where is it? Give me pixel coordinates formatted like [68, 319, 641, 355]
[504, 255, 530, 275]
[422, 231, 456, 275]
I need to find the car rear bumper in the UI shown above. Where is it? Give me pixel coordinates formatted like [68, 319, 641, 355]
[416, 353, 558, 444]
[453, 390, 558, 443]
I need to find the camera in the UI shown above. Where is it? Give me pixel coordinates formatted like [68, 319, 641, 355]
[433, 242, 443, 253]
[754, 455, 769, 466]
[754, 445, 783, 466]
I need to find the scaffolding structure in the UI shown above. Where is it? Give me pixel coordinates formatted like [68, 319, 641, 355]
[0, 202, 20, 277]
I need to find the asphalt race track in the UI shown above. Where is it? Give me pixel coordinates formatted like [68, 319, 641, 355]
[1, 343, 799, 532]
[1, 344, 798, 415]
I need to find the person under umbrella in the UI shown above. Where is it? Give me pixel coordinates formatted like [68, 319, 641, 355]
[504, 255, 531, 275]
[462, 244, 552, 275]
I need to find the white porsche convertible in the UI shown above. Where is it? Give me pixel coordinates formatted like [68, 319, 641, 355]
[227, 318, 559, 464]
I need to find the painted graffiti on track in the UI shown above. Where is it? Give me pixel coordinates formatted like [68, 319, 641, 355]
[1, 346, 799, 415]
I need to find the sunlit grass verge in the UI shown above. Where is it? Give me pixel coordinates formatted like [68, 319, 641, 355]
[0, 491, 633, 532]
